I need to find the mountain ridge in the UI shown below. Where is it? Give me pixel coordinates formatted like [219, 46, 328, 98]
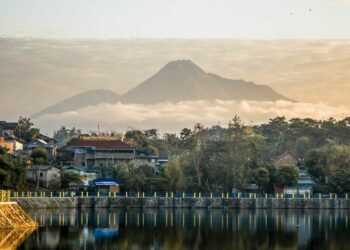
[33, 60, 289, 118]
[120, 60, 289, 104]
[32, 89, 120, 118]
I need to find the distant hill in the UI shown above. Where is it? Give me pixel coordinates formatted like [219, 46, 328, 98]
[33, 89, 120, 118]
[120, 60, 289, 104]
[33, 60, 289, 117]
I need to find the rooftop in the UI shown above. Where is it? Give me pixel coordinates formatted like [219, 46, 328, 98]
[0, 121, 17, 130]
[26, 165, 57, 171]
[68, 139, 133, 150]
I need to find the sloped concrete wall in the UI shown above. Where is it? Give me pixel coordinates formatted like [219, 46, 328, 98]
[13, 197, 350, 209]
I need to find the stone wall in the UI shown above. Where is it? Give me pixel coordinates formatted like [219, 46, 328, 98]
[13, 197, 350, 209]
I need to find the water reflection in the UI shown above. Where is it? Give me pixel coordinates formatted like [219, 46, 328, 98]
[16, 209, 350, 250]
[0, 227, 36, 250]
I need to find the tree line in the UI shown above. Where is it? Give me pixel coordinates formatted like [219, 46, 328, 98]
[113, 116, 350, 193]
[3, 115, 350, 192]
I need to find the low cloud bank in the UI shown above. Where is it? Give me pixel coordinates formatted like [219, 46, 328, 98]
[34, 100, 350, 135]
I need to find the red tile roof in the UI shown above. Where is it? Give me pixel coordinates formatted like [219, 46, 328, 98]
[68, 139, 133, 150]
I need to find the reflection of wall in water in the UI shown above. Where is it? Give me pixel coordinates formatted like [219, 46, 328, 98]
[23, 208, 350, 250]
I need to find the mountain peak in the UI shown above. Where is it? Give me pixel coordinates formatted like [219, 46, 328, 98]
[160, 59, 205, 75]
[35, 60, 290, 117]
[120, 60, 289, 104]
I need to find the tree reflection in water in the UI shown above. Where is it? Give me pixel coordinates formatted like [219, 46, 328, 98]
[17, 209, 350, 250]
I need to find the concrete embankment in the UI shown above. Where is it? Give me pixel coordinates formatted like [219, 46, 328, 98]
[12, 197, 350, 209]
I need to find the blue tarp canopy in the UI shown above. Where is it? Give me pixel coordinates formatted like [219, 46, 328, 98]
[92, 178, 119, 186]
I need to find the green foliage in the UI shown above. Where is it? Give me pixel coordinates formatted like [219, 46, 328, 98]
[61, 172, 81, 188]
[14, 116, 40, 143]
[163, 159, 187, 191]
[328, 168, 350, 193]
[257, 116, 350, 161]
[31, 147, 48, 165]
[8, 115, 350, 193]
[276, 164, 299, 186]
[254, 167, 270, 191]
[0, 150, 27, 190]
[114, 162, 166, 191]
[171, 118, 267, 192]
[305, 144, 350, 192]
[0, 147, 8, 155]
[125, 129, 159, 155]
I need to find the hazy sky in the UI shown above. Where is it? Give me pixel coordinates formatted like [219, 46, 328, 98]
[1, 1, 350, 134]
[1, 0, 350, 39]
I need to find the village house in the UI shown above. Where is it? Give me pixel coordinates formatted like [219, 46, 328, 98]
[0, 134, 24, 152]
[0, 136, 14, 152]
[0, 121, 17, 137]
[6, 135, 24, 151]
[156, 156, 169, 169]
[26, 139, 57, 159]
[273, 151, 299, 166]
[128, 154, 170, 175]
[26, 165, 61, 188]
[37, 133, 57, 145]
[55, 147, 75, 167]
[66, 137, 136, 168]
[132, 154, 158, 169]
[274, 151, 316, 195]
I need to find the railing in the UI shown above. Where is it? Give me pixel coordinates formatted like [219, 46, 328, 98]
[0, 190, 11, 202]
[5, 191, 350, 200]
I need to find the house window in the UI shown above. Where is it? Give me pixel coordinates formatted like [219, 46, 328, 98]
[40, 173, 43, 177]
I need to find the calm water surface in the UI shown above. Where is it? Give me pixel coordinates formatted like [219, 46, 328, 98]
[12, 208, 350, 250]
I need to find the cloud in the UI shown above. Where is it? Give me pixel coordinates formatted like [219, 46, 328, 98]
[2, 39, 350, 120]
[33, 100, 350, 135]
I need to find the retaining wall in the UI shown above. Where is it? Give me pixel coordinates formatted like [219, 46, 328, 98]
[12, 197, 350, 209]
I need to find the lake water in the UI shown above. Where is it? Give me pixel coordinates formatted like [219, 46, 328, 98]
[11, 208, 350, 249]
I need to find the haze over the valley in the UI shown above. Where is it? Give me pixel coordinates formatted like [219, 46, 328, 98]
[1, 38, 350, 133]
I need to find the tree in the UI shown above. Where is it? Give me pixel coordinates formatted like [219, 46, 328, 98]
[295, 136, 311, 159]
[54, 126, 81, 147]
[305, 144, 350, 192]
[328, 167, 350, 193]
[144, 129, 158, 140]
[163, 159, 187, 191]
[115, 162, 133, 189]
[31, 147, 48, 165]
[179, 128, 193, 149]
[254, 167, 270, 192]
[224, 116, 255, 189]
[257, 116, 290, 159]
[14, 116, 40, 143]
[189, 123, 207, 189]
[114, 162, 166, 191]
[159, 133, 181, 156]
[276, 164, 298, 186]
[0, 149, 27, 190]
[61, 172, 81, 188]
[124, 130, 159, 155]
